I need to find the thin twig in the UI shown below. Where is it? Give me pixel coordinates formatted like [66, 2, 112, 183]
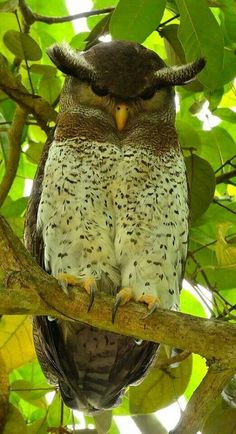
[158, 13, 180, 28]
[14, 10, 34, 95]
[0, 106, 27, 208]
[18, 0, 115, 25]
[213, 199, 236, 216]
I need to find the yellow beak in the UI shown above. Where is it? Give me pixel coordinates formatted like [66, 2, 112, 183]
[115, 104, 129, 131]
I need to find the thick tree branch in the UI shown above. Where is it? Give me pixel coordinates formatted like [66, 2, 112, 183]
[0, 106, 27, 208]
[0, 55, 57, 132]
[0, 217, 236, 366]
[171, 365, 235, 434]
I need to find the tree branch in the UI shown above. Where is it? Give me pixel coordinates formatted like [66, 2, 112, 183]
[0, 55, 57, 132]
[216, 169, 236, 184]
[19, 0, 115, 25]
[0, 217, 236, 366]
[0, 106, 27, 208]
[170, 365, 235, 434]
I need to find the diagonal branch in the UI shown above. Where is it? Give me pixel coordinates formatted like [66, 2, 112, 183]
[0, 106, 27, 208]
[0, 216, 236, 365]
[0, 55, 57, 132]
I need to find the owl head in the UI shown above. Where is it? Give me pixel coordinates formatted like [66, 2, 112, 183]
[47, 40, 205, 131]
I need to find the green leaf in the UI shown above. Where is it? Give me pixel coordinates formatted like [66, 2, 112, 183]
[199, 127, 235, 171]
[10, 379, 47, 408]
[184, 354, 207, 400]
[214, 108, 236, 123]
[38, 75, 61, 104]
[110, 0, 166, 43]
[29, 64, 58, 76]
[160, 24, 185, 64]
[129, 348, 192, 413]
[185, 154, 216, 223]
[70, 31, 89, 50]
[176, 119, 201, 152]
[3, 30, 42, 60]
[0, 0, 18, 12]
[47, 392, 71, 427]
[0, 196, 28, 217]
[180, 290, 207, 318]
[176, 0, 224, 89]
[86, 15, 111, 48]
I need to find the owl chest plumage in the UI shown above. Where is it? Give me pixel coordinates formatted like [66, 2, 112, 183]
[37, 136, 188, 310]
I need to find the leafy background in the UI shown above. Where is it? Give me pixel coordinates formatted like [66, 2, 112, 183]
[0, 0, 235, 433]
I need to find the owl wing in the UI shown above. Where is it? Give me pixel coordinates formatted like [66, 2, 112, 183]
[24, 132, 158, 413]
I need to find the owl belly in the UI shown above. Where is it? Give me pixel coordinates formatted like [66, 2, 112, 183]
[111, 147, 189, 310]
[38, 140, 188, 310]
[37, 140, 121, 292]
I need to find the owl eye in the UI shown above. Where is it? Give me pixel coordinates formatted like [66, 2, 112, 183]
[139, 87, 156, 100]
[91, 83, 109, 97]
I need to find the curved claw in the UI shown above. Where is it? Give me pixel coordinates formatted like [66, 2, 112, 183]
[112, 296, 122, 323]
[87, 283, 96, 312]
[142, 302, 158, 319]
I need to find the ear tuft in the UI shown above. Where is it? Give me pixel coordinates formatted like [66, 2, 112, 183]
[46, 42, 97, 81]
[154, 57, 206, 87]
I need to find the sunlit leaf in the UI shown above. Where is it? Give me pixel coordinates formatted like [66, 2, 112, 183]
[10, 379, 49, 408]
[0, 316, 35, 373]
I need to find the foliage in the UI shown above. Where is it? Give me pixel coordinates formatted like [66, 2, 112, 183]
[0, 0, 235, 433]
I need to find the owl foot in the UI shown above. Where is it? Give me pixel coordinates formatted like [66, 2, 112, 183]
[112, 287, 133, 323]
[112, 288, 160, 322]
[56, 272, 81, 294]
[56, 273, 97, 312]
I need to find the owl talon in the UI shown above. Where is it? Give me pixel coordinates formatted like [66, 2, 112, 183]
[142, 302, 158, 319]
[83, 278, 97, 312]
[112, 288, 133, 323]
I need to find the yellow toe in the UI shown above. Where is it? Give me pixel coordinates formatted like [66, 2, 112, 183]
[116, 287, 133, 305]
[137, 294, 160, 310]
[83, 277, 97, 295]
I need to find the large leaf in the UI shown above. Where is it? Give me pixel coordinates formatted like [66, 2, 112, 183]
[129, 348, 192, 413]
[185, 154, 216, 223]
[3, 30, 42, 60]
[0, 316, 35, 373]
[176, 0, 224, 89]
[110, 0, 166, 43]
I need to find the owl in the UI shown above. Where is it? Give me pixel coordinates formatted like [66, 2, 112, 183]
[24, 40, 205, 413]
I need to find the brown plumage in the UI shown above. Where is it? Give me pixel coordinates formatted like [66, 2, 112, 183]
[24, 40, 205, 414]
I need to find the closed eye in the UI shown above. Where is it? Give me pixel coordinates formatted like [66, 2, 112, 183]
[91, 83, 109, 97]
[139, 87, 156, 100]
